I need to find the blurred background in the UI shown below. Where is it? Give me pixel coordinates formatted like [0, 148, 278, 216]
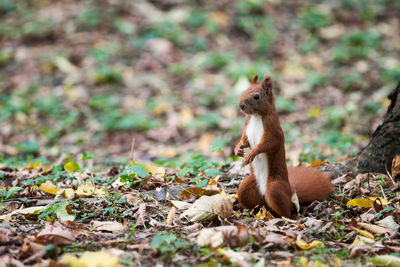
[0, 0, 399, 167]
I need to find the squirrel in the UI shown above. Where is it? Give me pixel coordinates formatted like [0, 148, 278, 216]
[234, 74, 334, 218]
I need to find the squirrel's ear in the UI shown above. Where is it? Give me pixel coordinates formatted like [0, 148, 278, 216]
[251, 74, 259, 84]
[262, 76, 273, 93]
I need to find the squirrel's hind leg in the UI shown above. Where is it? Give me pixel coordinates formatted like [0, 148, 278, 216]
[265, 179, 293, 218]
[237, 174, 266, 209]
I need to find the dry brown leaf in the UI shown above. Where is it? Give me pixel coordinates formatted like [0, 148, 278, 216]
[135, 203, 147, 227]
[358, 222, 389, 234]
[90, 221, 125, 233]
[36, 222, 75, 246]
[181, 194, 232, 222]
[392, 155, 400, 179]
[165, 207, 176, 225]
[376, 216, 400, 233]
[0, 228, 12, 243]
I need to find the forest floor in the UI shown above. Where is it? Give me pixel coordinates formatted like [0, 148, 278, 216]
[1, 0, 400, 266]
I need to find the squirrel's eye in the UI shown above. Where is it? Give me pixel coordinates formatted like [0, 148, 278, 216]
[253, 94, 260, 100]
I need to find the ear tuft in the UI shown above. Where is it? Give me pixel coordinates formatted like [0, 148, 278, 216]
[251, 74, 259, 84]
[262, 76, 273, 92]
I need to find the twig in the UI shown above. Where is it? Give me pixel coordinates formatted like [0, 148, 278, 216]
[385, 163, 396, 185]
[130, 136, 135, 163]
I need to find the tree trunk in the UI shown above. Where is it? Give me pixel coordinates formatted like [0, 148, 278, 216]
[356, 82, 400, 174]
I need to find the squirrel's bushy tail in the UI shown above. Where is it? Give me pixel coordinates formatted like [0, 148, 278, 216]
[288, 166, 334, 203]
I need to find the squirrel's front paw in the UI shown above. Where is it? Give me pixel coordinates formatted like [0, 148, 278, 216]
[234, 145, 244, 157]
[243, 151, 256, 165]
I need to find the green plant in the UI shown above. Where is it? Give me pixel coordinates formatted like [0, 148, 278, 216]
[237, 16, 276, 53]
[0, 186, 23, 200]
[150, 232, 190, 261]
[300, 8, 331, 30]
[334, 30, 381, 62]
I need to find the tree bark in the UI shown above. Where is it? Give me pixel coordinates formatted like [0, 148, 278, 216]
[356, 82, 400, 174]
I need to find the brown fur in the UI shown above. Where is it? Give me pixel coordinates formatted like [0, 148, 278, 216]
[288, 166, 334, 202]
[234, 75, 334, 218]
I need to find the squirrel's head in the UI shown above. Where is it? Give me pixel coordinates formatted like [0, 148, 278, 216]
[239, 74, 274, 115]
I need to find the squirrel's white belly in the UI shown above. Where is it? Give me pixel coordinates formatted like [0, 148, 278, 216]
[246, 115, 269, 196]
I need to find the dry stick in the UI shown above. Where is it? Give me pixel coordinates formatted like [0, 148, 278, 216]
[130, 136, 135, 163]
[385, 162, 396, 185]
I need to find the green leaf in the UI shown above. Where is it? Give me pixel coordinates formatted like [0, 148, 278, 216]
[205, 168, 223, 177]
[130, 165, 147, 178]
[194, 179, 209, 188]
[54, 202, 75, 222]
[64, 161, 80, 173]
[178, 167, 191, 178]
[82, 152, 95, 160]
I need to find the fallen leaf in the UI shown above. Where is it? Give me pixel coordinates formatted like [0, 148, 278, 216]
[197, 229, 225, 248]
[144, 165, 165, 178]
[391, 155, 400, 179]
[60, 250, 123, 267]
[181, 194, 233, 222]
[346, 198, 374, 208]
[135, 203, 147, 227]
[0, 228, 12, 243]
[36, 222, 75, 246]
[54, 202, 75, 222]
[75, 184, 105, 197]
[64, 161, 80, 173]
[39, 182, 61, 195]
[169, 200, 191, 210]
[357, 223, 389, 234]
[295, 237, 324, 250]
[165, 207, 176, 225]
[370, 255, 400, 267]
[376, 216, 400, 232]
[217, 248, 251, 265]
[369, 197, 391, 205]
[351, 226, 374, 239]
[0, 206, 47, 222]
[90, 221, 125, 233]
[64, 188, 75, 199]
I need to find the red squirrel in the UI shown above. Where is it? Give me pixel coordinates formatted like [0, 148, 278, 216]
[234, 74, 334, 218]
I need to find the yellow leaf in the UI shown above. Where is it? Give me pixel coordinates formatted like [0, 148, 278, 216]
[76, 184, 105, 197]
[39, 182, 60, 195]
[255, 210, 265, 220]
[64, 161, 80, 173]
[144, 165, 165, 178]
[178, 108, 194, 127]
[369, 197, 391, 205]
[218, 189, 227, 196]
[64, 188, 76, 199]
[308, 106, 321, 119]
[28, 162, 42, 169]
[60, 250, 122, 267]
[351, 226, 374, 239]
[296, 238, 324, 250]
[346, 198, 373, 208]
